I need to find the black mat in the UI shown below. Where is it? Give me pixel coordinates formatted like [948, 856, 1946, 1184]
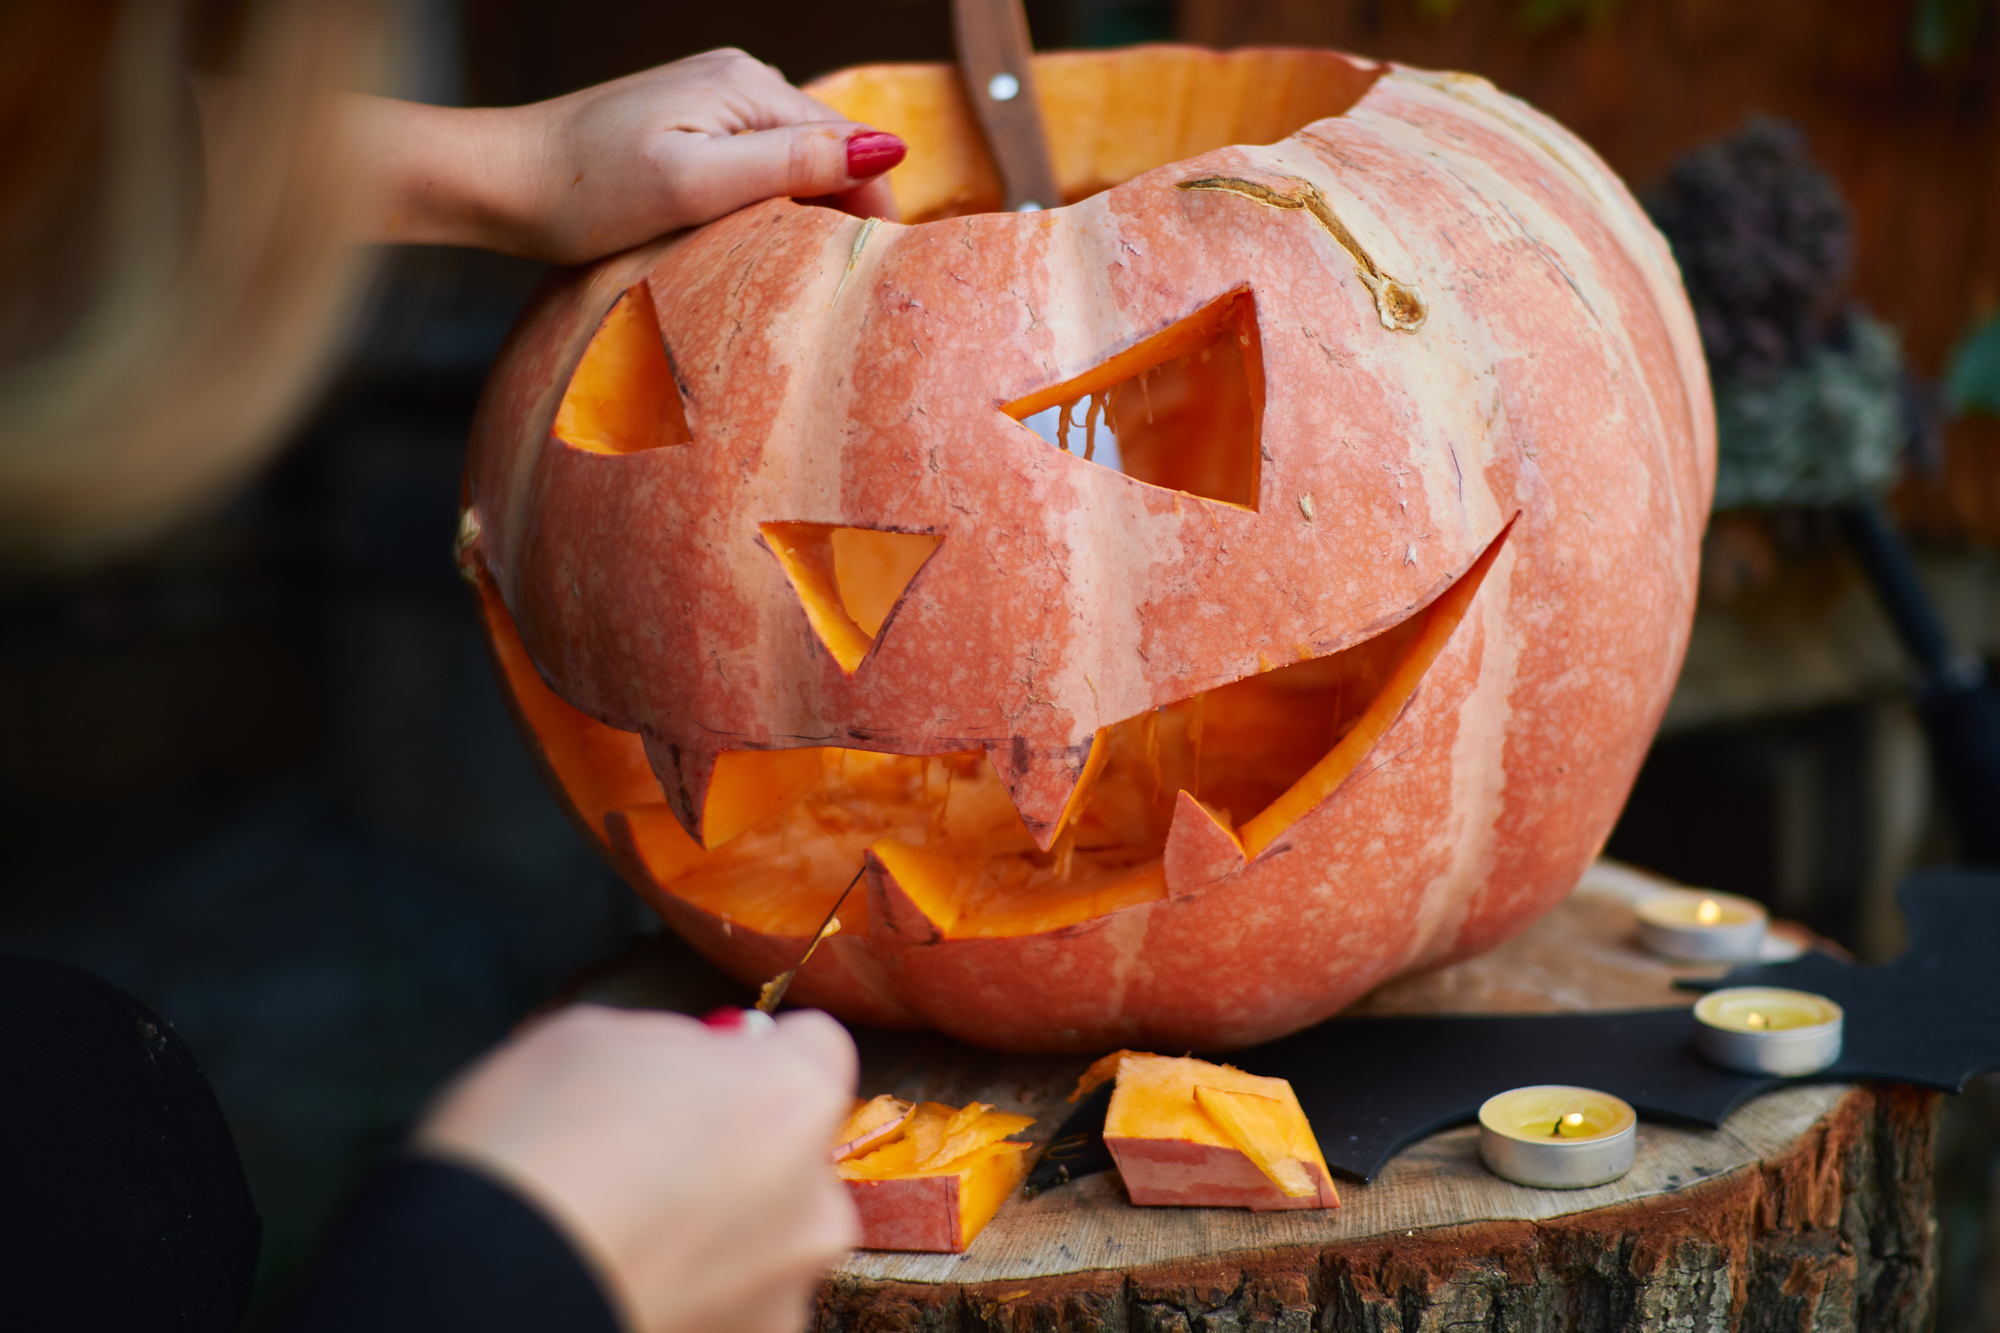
[1027, 869, 2000, 1189]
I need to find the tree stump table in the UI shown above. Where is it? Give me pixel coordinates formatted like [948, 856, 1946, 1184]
[564, 864, 1942, 1333]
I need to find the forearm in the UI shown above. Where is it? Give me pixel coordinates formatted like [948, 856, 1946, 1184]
[345, 95, 549, 255]
[199, 51, 904, 268]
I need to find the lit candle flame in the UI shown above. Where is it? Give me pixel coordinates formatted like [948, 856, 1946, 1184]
[1551, 1111, 1587, 1137]
[1745, 1011, 1767, 1030]
[1695, 897, 1722, 925]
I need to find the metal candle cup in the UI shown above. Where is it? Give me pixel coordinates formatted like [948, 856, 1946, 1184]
[1477, 1086, 1637, 1189]
[1693, 988, 1843, 1076]
[1634, 890, 1768, 962]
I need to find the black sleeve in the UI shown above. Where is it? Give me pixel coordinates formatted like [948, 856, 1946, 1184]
[275, 1155, 624, 1333]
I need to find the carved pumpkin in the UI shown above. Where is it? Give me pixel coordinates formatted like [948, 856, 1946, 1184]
[461, 46, 1713, 1052]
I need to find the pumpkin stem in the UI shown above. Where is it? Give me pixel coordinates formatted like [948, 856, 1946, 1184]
[1176, 174, 1427, 333]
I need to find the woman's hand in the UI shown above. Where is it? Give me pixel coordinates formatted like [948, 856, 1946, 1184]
[417, 1004, 860, 1333]
[346, 48, 904, 262]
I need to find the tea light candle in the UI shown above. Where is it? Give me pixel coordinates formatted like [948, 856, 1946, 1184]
[1634, 889, 1767, 961]
[1478, 1086, 1637, 1189]
[1693, 987, 1843, 1076]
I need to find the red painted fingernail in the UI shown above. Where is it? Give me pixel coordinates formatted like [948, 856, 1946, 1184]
[846, 131, 907, 179]
[702, 1007, 775, 1035]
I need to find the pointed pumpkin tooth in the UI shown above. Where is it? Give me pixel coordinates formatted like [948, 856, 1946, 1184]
[642, 729, 717, 844]
[1163, 789, 1248, 899]
[986, 735, 1098, 852]
[865, 840, 954, 944]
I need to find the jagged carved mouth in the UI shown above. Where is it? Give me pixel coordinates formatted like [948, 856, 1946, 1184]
[606, 523, 1508, 942]
[555, 242, 1508, 943]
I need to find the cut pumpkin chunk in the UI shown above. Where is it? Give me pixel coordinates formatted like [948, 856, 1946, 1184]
[834, 1098, 1036, 1251]
[1096, 1052, 1337, 1211]
[840, 1144, 1032, 1252]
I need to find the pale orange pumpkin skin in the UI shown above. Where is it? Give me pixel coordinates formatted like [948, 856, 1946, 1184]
[463, 49, 1714, 1052]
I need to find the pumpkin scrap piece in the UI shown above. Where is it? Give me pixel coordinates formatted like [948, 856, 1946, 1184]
[1096, 1053, 1337, 1210]
[835, 1099, 1036, 1251]
[832, 1094, 915, 1163]
[1070, 1049, 1148, 1102]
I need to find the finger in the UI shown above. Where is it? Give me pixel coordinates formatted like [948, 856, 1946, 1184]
[558, 1002, 699, 1060]
[835, 176, 902, 223]
[733, 1274, 827, 1333]
[771, 1008, 858, 1090]
[658, 123, 904, 228]
[723, 1182, 857, 1333]
[807, 1171, 861, 1255]
[695, 48, 853, 134]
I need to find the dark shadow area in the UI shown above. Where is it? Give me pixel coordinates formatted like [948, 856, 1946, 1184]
[1605, 702, 1882, 952]
[0, 245, 645, 1319]
[461, 0, 1166, 104]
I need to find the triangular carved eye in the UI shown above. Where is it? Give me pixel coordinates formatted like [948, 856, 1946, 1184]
[1004, 290, 1263, 510]
[555, 281, 692, 455]
[762, 524, 942, 673]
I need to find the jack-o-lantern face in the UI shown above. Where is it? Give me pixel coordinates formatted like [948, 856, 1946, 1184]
[464, 47, 1713, 1052]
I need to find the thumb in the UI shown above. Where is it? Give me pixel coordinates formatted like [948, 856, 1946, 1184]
[770, 1008, 859, 1091]
[662, 123, 906, 229]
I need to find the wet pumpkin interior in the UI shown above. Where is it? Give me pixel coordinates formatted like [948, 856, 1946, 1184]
[491, 48, 1493, 948]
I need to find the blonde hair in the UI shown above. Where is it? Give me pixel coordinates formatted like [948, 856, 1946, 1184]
[0, 0, 388, 564]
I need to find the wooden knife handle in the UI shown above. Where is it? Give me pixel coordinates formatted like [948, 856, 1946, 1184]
[952, 0, 1061, 212]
